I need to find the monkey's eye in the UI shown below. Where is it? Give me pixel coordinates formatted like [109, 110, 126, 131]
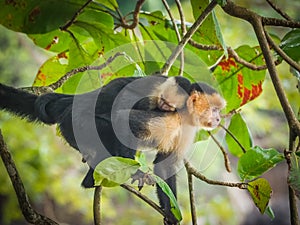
[212, 107, 219, 113]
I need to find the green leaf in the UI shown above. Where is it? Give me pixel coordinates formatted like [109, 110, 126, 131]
[247, 178, 272, 214]
[280, 29, 300, 62]
[93, 157, 140, 187]
[32, 53, 69, 87]
[265, 205, 275, 220]
[225, 114, 252, 157]
[238, 146, 284, 181]
[154, 175, 182, 222]
[135, 152, 149, 173]
[29, 29, 72, 53]
[191, 0, 219, 46]
[214, 45, 266, 112]
[0, 0, 84, 34]
[212, 10, 227, 57]
[288, 153, 300, 199]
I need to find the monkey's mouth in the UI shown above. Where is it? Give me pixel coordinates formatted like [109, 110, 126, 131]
[201, 121, 220, 131]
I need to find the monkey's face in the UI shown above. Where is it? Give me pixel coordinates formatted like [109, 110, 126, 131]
[187, 91, 226, 130]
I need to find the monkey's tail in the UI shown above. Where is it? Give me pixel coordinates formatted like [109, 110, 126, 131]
[0, 83, 72, 125]
[0, 83, 39, 121]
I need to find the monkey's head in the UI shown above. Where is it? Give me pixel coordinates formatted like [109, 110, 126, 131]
[186, 83, 226, 130]
[156, 76, 191, 111]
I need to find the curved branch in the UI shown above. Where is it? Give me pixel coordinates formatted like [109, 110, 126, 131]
[120, 0, 145, 29]
[208, 131, 231, 172]
[0, 130, 59, 225]
[184, 160, 247, 189]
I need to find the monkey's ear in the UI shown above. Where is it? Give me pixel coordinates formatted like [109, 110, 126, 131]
[186, 91, 199, 114]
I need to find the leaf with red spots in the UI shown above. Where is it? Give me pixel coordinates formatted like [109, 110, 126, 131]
[248, 178, 272, 214]
[33, 53, 69, 87]
[214, 45, 266, 112]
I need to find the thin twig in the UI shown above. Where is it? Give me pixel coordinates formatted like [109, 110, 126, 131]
[189, 39, 221, 50]
[184, 160, 247, 189]
[227, 47, 268, 71]
[174, 0, 187, 35]
[47, 52, 126, 90]
[264, 30, 300, 73]
[265, 0, 292, 21]
[219, 124, 246, 153]
[186, 169, 198, 225]
[161, 0, 218, 75]
[120, 0, 145, 29]
[120, 184, 165, 216]
[0, 130, 59, 225]
[93, 186, 102, 225]
[208, 131, 231, 172]
[262, 17, 300, 28]
[161, 0, 184, 76]
[60, 0, 94, 31]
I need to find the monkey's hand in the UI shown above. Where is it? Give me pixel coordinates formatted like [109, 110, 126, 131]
[158, 95, 176, 112]
[131, 170, 156, 191]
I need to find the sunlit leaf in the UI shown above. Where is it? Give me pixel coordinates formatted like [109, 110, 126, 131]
[225, 114, 252, 157]
[238, 146, 284, 181]
[214, 45, 265, 112]
[33, 53, 69, 87]
[247, 178, 272, 214]
[191, 0, 219, 46]
[154, 175, 182, 222]
[93, 157, 140, 187]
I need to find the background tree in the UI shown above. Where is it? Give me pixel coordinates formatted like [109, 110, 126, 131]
[0, 0, 299, 224]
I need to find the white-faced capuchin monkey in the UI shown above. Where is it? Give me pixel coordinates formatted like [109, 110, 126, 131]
[0, 75, 225, 225]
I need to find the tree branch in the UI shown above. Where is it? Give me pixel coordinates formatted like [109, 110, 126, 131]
[264, 30, 300, 73]
[186, 169, 198, 225]
[265, 0, 292, 21]
[93, 186, 102, 225]
[60, 0, 94, 31]
[222, 0, 300, 137]
[120, 0, 145, 29]
[120, 184, 164, 216]
[219, 124, 246, 153]
[0, 130, 59, 225]
[208, 131, 231, 172]
[46, 52, 126, 91]
[161, 0, 218, 75]
[184, 160, 247, 189]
